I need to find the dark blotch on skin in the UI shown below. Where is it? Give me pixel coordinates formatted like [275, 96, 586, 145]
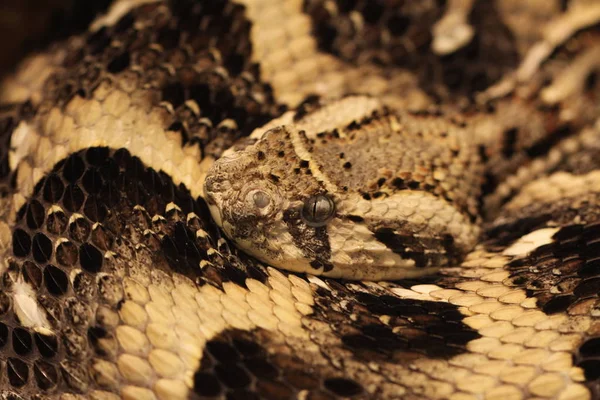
[309, 281, 481, 373]
[194, 327, 364, 398]
[374, 228, 428, 267]
[346, 215, 364, 222]
[373, 229, 459, 268]
[324, 377, 363, 397]
[501, 127, 518, 158]
[269, 174, 280, 183]
[293, 95, 322, 122]
[283, 208, 332, 270]
[310, 259, 334, 272]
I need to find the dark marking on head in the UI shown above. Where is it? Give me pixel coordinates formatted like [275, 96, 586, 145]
[293, 95, 322, 122]
[347, 121, 361, 130]
[310, 260, 334, 272]
[442, 234, 455, 250]
[346, 215, 364, 223]
[501, 127, 518, 158]
[374, 228, 428, 267]
[282, 208, 332, 270]
[373, 228, 460, 268]
[478, 144, 489, 163]
[585, 71, 598, 91]
[391, 177, 406, 189]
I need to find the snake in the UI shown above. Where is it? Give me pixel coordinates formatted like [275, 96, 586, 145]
[0, 0, 600, 398]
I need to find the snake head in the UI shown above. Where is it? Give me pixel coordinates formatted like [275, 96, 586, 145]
[204, 126, 339, 275]
[204, 97, 481, 280]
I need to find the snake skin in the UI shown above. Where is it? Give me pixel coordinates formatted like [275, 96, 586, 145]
[0, 0, 599, 399]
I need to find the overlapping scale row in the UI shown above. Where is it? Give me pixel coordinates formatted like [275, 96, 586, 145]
[15, 0, 281, 163]
[0, 145, 265, 397]
[303, 0, 519, 99]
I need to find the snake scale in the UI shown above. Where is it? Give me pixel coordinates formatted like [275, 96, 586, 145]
[1, 0, 600, 398]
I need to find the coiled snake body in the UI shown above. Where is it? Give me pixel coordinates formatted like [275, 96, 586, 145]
[1, 0, 600, 399]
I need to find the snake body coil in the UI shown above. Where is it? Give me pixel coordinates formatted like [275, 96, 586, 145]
[0, 1, 599, 399]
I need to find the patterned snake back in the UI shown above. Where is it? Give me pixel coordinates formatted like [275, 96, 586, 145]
[0, 0, 600, 399]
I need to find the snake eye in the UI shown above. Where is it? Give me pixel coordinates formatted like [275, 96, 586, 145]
[301, 194, 335, 227]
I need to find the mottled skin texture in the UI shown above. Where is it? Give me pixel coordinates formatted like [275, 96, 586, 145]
[0, 1, 600, 399]
[205, 97, 482, 279]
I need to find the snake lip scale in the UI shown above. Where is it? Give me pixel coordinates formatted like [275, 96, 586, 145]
[0, 0, 599, 399]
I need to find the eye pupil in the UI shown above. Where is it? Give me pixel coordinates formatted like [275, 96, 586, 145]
[301, 194, 335, 226]
[253, 191, 271, 208]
